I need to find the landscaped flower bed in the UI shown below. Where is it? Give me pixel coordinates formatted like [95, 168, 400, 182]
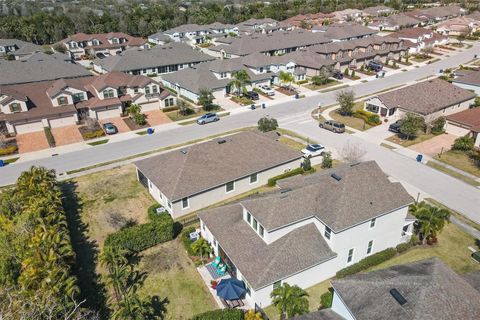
[276, 86, 297, 96]
[0, 141, 18, 156]
[78, 121, 106, 140]
[123, 116, 150, 130]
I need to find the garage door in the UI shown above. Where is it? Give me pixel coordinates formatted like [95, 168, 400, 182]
[49, 116, 76, 128]
[96, 108, 120, 120]
[445, 121, 470, 137]
[14, 121, 44, 134]
[140, 101, 160, 112]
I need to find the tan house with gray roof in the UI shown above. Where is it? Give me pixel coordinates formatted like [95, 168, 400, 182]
[198, 161, 415, 308]
[134, 131, 303, 218]
[364, 78, 476, 121]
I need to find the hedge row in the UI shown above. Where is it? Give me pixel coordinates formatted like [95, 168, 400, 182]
[191, 309, 244, 320]
[267, 167, 310, 187]
[162, 106, 179, 113]
[104, 213, 174, 252]
[147, 203, 162, 221]
[353, 110, 381, 126]
[83, 129, 105, 140]
[0, 145, 18, 156]
[336, 248, 397, 278]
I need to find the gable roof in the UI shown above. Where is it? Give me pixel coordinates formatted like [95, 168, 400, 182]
[332, 258, 480, 320]
[453, 69, 480, 86]
[389, 27, 433, 39]
[134, 131, 302, 201]
[242, 161, 412, 232]
[62, 32, 147, 49]
[373, 78, 476, 115]
[198, 205, 336, 290]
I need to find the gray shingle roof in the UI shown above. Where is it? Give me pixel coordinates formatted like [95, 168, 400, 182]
[135, 131, 302, 201]
[291, 309, 344, 320]
[314, 23, 377, 40]
[243, 161, 413, 232]
[93, 42, 214, 72]
[332, 258, 480, 320]
[453, 70, 480, 86]
[463, 270, 480, 292]
[0, 53, 92, 85]
[0, 39, 41, 57]
[198, 204, 336, 290]
[374, 78, 476, 115]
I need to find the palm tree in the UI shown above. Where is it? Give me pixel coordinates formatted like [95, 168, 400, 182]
[228, 70, 252, 96]
[278, 71, 294, 92]
[100, 246, 130, 303]
[191, 238, 211, 264]
[271, 283, 309, 319]
[410, 201, 450, 244]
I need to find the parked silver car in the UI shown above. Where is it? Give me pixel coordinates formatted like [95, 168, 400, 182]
[103, 122, 118, 135]
[319, 120, 345, 133]
[197, 113, 219, 125]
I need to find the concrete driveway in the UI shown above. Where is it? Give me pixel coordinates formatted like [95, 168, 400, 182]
[410, 133, 457, 157]
[15, 131, 49, 153]
[51, 125, 83, 146]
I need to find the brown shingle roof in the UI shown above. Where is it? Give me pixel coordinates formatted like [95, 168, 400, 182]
[332, 258, 480, 320]
[374, 78, 476, 115]
[134, 131, 303, 201]
[447, 107, 480, 132]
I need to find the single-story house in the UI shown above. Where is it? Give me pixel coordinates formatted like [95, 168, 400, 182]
[199, 161, 415, 308]
[445, 107, 480, 148]
[294, 258, 480, 320]
[134, 131, 303, 218]
[369, 14, 421, 31]
[364, 78, 476, 121]
[452, 69, 480, 95]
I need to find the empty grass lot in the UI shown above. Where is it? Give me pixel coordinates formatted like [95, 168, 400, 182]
[434, 150, 480, 178]
[329, 102, 373, 131]
[63, 165, 216, 319]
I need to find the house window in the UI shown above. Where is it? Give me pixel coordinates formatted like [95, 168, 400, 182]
[103, 89, 115, 99]
[324, 226, 331, 240]
[401, 225, 409, 236]
[181, 197, 189, 209]
[72, 93, 85, 103]
[134, 88, 139, 93]
[165, 98, 174, 107]
[9, 103, 20, 112]
[273, 280, 281, 289]
[347, 248, 354, 264]
[226, 181, 235, 193]
[152, 85, 158, 93]
[370, 218, 376, 228]
[259, 225, 264, 237]
[253, 218, 258, 231]
[57, 96, 68, 105]
[250, 173, 258, 184]
[367, 240, 374, 255]
[145, 86, 151, 95]
[247, 212, 251, 223]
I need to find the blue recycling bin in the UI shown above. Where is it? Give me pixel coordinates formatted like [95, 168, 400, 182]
[0, 160, 4, 167]
[262, 103, 266, 109]
[295, 94, 299, 99]
[147, 128, 154, 135]
[416, 154, 423, 162]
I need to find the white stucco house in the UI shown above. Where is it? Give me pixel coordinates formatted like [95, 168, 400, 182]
[198, 161, 415, 308]
[134, 131, 303, 218]
[364, 78, 476, 122]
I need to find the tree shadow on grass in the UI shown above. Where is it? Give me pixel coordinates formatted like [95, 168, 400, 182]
[61, 181, 110, 319]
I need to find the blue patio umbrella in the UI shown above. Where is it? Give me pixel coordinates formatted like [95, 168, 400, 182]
[216, 278, 246, 301]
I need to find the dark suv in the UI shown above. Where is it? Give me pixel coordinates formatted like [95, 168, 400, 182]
[368, 61, 383, 72]
[333, 70, 344, 80]
[244, 91, 259, 100]
[388, 120, 402, 133]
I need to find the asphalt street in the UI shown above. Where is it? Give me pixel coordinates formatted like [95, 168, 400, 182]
[1, 43, 479, 222]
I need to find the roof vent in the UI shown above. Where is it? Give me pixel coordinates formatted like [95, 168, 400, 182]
[217, 139, 227, 144]
[180, 149, 187, 154]
[331, 173, 342, 181]
[390, 288, 407, 306]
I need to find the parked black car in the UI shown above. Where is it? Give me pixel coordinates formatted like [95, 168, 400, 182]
[368, 61, 383, 72]
[388, 120, 402, 133]
[244, 91, 259, 100]
[333, 70, 344, 80]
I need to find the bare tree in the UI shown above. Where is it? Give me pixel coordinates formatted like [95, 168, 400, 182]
[341, 141, 366, 163]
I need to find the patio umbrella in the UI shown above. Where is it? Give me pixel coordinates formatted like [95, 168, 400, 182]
[216, 278, 246, 301]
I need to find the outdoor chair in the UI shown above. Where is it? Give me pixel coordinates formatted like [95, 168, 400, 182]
[217, 264, 227, 276]
[212, 256, 221, 268]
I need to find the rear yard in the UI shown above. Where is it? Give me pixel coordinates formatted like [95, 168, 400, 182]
[63, 165, 216, 319]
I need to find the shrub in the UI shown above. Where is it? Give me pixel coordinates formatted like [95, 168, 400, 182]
[430, 117, 445, 135]
[0, 145, 18, 156]
[44, 127, 56, 148]
[181, 226, 197, 256]
[191, 309, 244, 320]
[104, 213, 174, 252]
[82, 129, 105, 140]
[336, 248, 397, 278]
[353, 110, 381, 126]
[320, 291, 333, 309]
[302, 157, 312, 171]
[257, 116, 278, 132]
[322, 151, 333, 168]
[296, 79, 308, 85]
[396, 242, 412, 253]
[147, 203, 163, 221]
[162, 106, 179, 112]
[343, 68, 349, 76]
[452, 136, 475, 151]
[267, 167, 309, 186]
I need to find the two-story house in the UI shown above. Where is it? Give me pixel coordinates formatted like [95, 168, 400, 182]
[198, 161, 415, 308]
[134, 131, 303, 218]
[61, 32, 150, 60]
[0, 72, 174, 134]
[389, 27, 447, 54]
[155, 23, 240, 45]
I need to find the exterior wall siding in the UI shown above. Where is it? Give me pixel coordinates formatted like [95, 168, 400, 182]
[331, 291, 355, 320]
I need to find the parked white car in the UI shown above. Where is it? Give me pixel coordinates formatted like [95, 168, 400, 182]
[259, 85, 275, 96]
[301, 144, 326, 158]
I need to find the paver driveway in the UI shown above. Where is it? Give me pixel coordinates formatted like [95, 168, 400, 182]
[51, 125, 83, 146]
[99, 117, 130, 133]
[409, 133, 458, 157]
[144, 110, 172, 126]
[15, 131, 49, 153]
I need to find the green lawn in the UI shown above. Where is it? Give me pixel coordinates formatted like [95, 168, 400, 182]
[279, 136, 306, 151]
[165, 109, 207, 122]
[304, 79, 340, 91]
[386, 133, 437, 148]
[329, 102, 373, 131]
[434, 150, 480, 178]
[426, 161, 480, 187]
